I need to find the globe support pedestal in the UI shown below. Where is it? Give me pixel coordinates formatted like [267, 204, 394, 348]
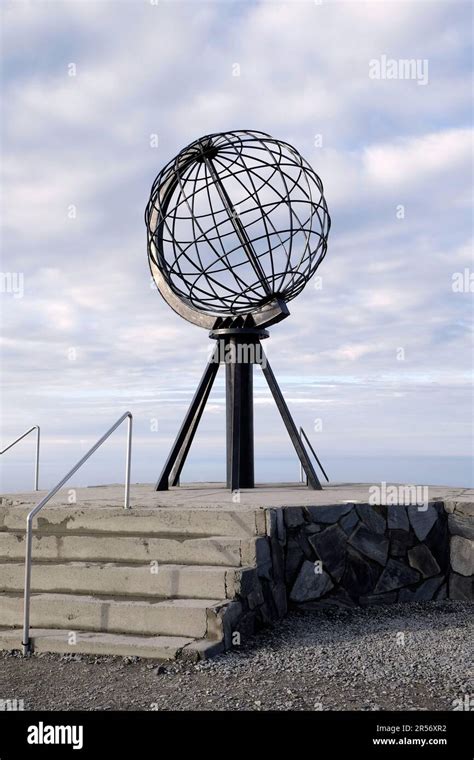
[225, 335, 255, 490]
[155, 331, 323, 492]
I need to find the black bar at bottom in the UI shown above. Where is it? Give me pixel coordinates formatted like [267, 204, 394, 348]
[0, 710, 470, 759]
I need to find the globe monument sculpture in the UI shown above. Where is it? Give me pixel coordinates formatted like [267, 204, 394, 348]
[145, 130, 331, 491]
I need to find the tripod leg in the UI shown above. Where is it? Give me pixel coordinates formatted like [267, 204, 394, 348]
[156, 345, 220, 491]
[170, 366, 217, 486]
[300, 427, 330, 483]
[259, 347, 322, 490]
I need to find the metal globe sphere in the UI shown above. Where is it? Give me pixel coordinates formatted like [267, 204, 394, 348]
[145, 130, 330, 322]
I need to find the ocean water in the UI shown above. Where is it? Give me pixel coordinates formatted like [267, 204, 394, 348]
[167, 455, 474, 489]
[1, 447, 472, 494]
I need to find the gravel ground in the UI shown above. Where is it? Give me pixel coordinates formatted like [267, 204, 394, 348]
[0, 601, 472, 712]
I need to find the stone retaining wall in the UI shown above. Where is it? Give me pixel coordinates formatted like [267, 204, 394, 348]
[224, 499, 473, 645]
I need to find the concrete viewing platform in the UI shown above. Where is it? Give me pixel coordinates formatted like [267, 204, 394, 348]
[0, 483, 472, 662]
[1, 481, 473, 511]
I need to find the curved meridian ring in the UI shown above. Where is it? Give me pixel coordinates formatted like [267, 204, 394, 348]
[145, 130, 331, 328]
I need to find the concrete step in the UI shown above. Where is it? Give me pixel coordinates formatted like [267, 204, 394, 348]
[0, 561, 242, 600]
[0, 532, 266, 567]
[0, 627, 223, 660]
[0, 592, 220, 638]
[0, 504, 266, 538]
[0, 531, 265, 567]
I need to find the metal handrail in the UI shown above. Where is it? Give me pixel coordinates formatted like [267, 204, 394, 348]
[299, 426, 329, 484]
[0, 426, 40, 491]
[22, 411, 133, 655]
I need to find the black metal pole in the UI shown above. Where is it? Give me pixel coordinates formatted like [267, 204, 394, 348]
[155, 344, 220, 491]
[259, 346, 322, 490]
[225, 336, 255, 490]
[170, 363, 218, 486]
[300, 426, 330, 483]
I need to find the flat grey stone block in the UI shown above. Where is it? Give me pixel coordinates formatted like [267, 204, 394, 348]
[290, 561, 333, 602]
[450, 536, 474, 576]
[398, 575, 444, 602]
[408, 545, 441, 579]
[374, 559, 420, 593]
[348, 525, 389, 566]
[309, 524, 347, 582]
[448, 513, 474, 540]
[448, 572, 473, 601]
[407, 505, 438, 541]
[305, 503, 353, 524]
[387, 504, 409, 531]
[356, 504, 386, 535]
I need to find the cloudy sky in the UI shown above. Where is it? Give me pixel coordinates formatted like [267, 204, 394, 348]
[1, 0, 472, 493]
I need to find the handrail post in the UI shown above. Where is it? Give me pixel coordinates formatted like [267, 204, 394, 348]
[34, 426, 40, 491]
[124, 413, 132, 509]
[21, 411, 133, 654]
[1, 425, 41, 491]
[22, 515, 33, 655]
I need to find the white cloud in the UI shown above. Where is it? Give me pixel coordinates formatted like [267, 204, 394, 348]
[364, 128, 472, 186]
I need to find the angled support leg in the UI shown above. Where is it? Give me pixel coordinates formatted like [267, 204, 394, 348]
[300, 426, 330, 484]
[156, 345, 220, 491]
[259, 347, 322, 490]
[170, 365, 218, 486]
